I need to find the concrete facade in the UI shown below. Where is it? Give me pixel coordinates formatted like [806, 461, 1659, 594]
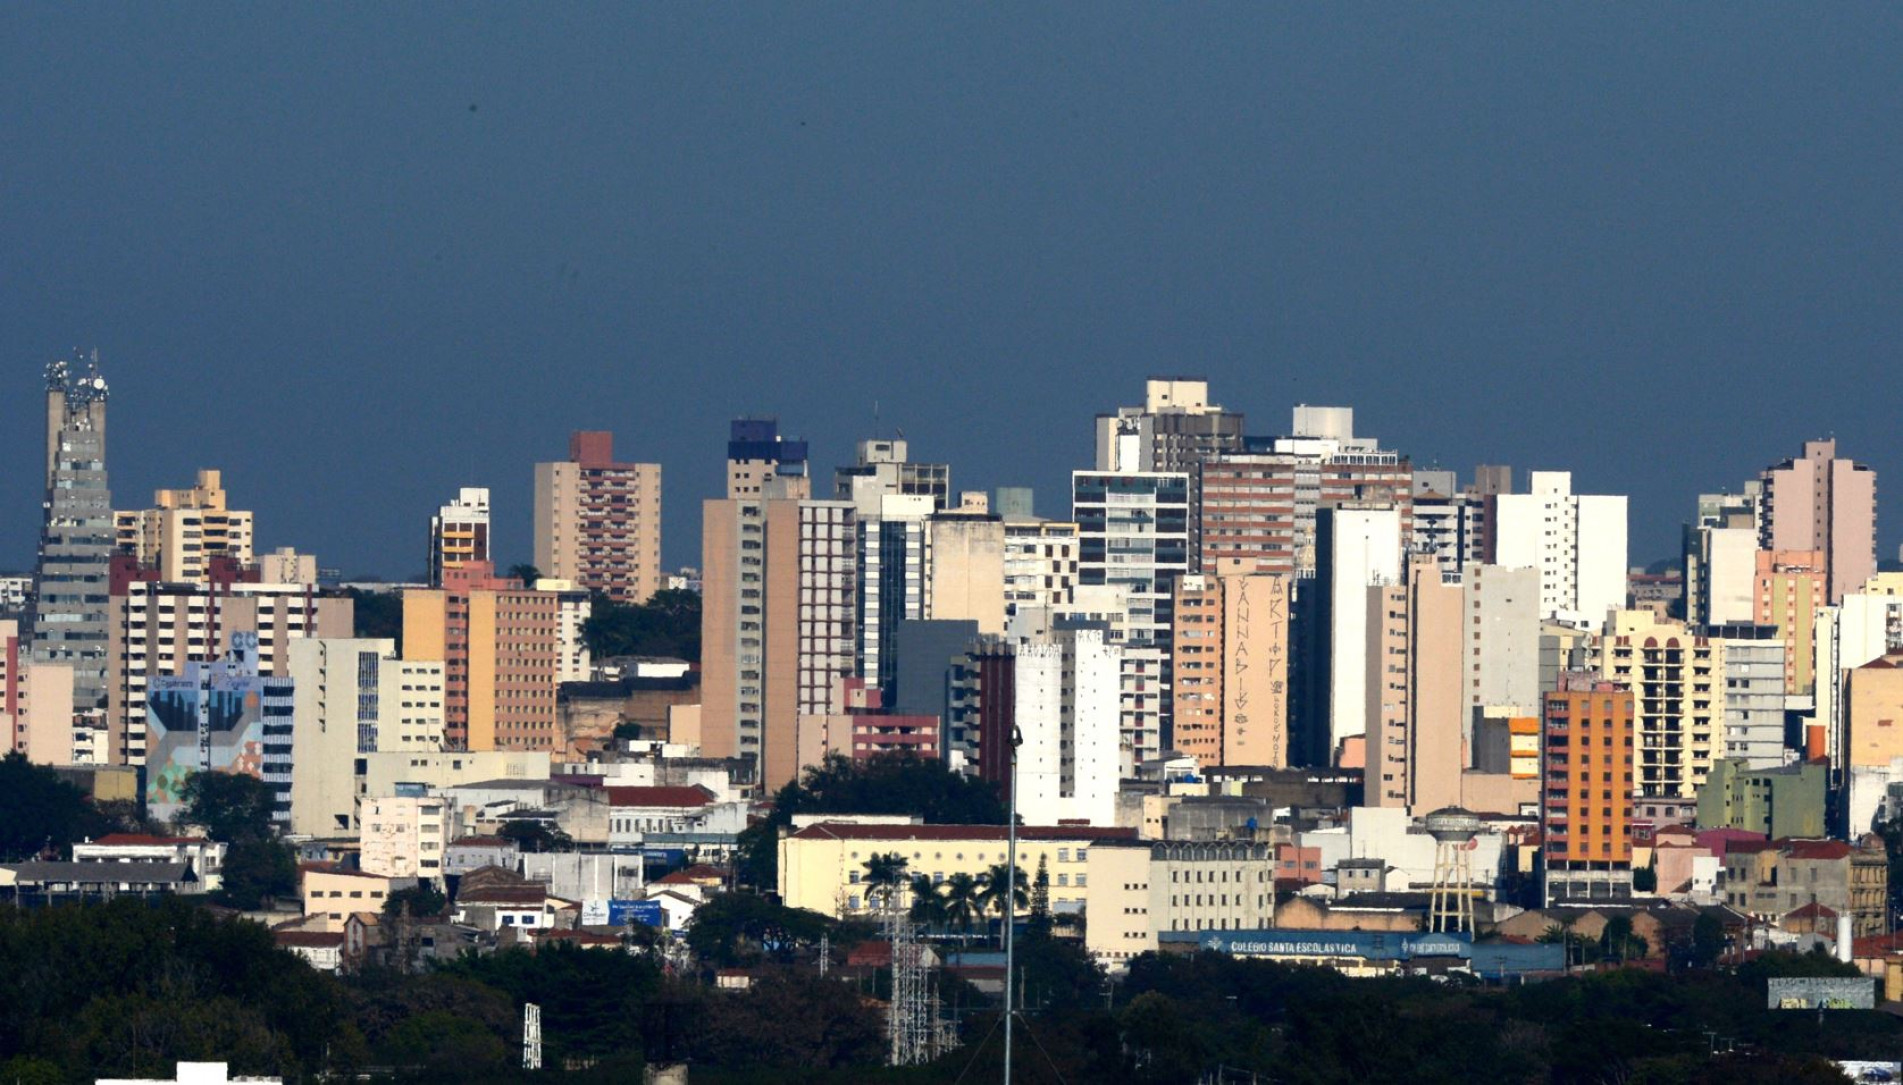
[1491, 471, 1628, 627]
[116, 469, 255, 585]
[534, 431, 663, 605]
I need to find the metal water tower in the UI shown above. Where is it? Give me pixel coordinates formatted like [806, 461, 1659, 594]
[1422, 807, 1483, 934]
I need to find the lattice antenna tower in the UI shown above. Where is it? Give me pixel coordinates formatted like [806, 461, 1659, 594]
[885, 903, 935, 1066]
[523, 1002, 542, 1071]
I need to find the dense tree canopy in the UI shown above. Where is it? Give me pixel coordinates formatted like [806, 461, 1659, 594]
[582, 588, 700, 662]
[736, 753, 1007, 889]
[177, 770, 278, 843]
[345, 587, 403, 643]
[0, 753, 112, 861]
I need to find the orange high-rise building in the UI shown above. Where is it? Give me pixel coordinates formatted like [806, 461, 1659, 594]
[1541, 674, 1636, 904]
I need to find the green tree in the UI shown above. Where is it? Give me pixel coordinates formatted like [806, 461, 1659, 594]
[345, 587, 404, 644]
[1600, 915, 1647, 962]
[582, 588, 702, 661]
[862, 852, 909, 912]
[907, 874, 949, 931]
[682, 893, 834, 968]
[177, 770, 277, 843]
[215, 838, 298, 910]
[507, 564, 543, 587]
[0, 752, 111, 860]
[497, 819, 572, 853]
[691, 971, 883, 1071]
[1691, 912, 1726, 967]
[384, 882, 448, 918]
[979, 862, 1030, 945]
[734, 752, 1006, 888]
[942, 871, 984, 942]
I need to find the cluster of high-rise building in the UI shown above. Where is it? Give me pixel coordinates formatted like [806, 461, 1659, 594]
[7, 358, 1901, 969]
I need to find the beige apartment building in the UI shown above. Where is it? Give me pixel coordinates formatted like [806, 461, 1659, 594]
[1084, 839, 1274, 970]
[1003, 518, 1079, 615]
[1170, 564, 1292, 768]
[1365, 557, 1465, 812]
[3, 620, 83, 763]
[778, 821, 1136, 917]
[1754, 549, 1825, 695]
[427, 487, 490, 588]
[1760, 439, 1877, 604]
[114, 469, 254, 583]
[1601, 611, 1722, 800]
[701, 492, 856, 791]
[534, 431, 662, 604]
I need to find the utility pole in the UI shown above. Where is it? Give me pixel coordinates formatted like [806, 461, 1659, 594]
[1003, 724, 1021, 1085]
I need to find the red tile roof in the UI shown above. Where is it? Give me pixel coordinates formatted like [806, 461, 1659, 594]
[790, 822, 1137, 843]
[654, 864, 726, 886]
[606, 785, 714, 809]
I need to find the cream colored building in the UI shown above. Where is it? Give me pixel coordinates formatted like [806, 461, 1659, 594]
[359, 749, 550, 806]
[1602, 610, 1723, 799]
[3, 619, 82, 763]
[1084, 840, 1274, 970]
[777, 821, 1136, 917]
[115, 469, 254, 583]
[255, 547, 319, 587]
[301, 867, 403, 930]
[925, 514, 1006, 633]
[288, 638, 446, 837]
[359, 795, 449, 883]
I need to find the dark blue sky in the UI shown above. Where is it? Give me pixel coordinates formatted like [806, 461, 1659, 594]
[6, 5, 1901, 577]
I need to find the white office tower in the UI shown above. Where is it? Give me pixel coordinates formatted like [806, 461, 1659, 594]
[1695, 527, 1759, 625]
[1014, 625, 1121, 826]
[1319, 505, 1403, 757]
[1492, 471, 1627, 628]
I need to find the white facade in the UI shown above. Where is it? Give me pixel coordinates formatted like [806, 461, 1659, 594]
[1466, 564, 1541, 716]
[1700, 526, 1759, 625]
[1323, 506, 1403, 752]
[1015, 628, 1121, 826]
[1492, 472, 1628, 628]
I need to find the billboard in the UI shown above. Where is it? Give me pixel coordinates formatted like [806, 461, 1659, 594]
[581, 899, 665, 927]
[1767, 977, 1876, 1011]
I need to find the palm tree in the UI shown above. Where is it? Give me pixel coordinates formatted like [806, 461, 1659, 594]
[978, 862, 1029, 946]
[941, 872, 983, 943]
[907, 875, 948, 933]
[862, 852, 910, 914]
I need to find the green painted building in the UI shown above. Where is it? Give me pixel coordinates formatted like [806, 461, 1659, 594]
[1695, 758, 1826, 839]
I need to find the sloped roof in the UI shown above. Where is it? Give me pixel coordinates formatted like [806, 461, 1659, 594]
[1785, 901, 1839, 920]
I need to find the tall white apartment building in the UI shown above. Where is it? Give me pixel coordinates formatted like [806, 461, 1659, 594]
[1317, 505, 1403, 757]
[1015, 625, 1121, 826]
[1492, 471, 1627, 628]
[1601, 611, 1722, 799]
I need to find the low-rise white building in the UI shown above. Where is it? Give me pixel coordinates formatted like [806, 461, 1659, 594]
[100, 1061, 282, 1085]
[72, 833, 227, 892]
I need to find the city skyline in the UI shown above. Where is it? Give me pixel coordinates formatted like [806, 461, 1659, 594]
[5, 6, 1903, 577]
